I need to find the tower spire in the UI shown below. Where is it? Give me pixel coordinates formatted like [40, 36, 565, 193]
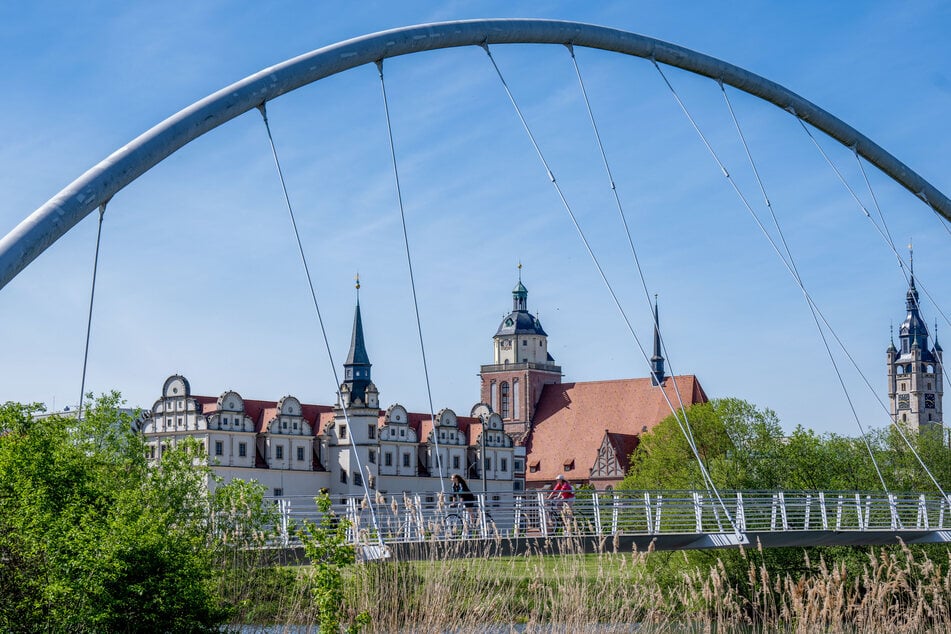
[650, 294, 666, 386]
[909, 239, 914, 286]
[512, 263, 528, 312]
[343, 274, 372, 404]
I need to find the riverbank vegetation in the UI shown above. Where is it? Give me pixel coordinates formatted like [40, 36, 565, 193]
[0, 396, 276, 632]
[4, 396, 951, 632]
[223, 538, 951, 633]
[620, 398, 951, 493]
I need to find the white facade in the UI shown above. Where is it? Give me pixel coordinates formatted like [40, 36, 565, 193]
[141, 373, 516, 499]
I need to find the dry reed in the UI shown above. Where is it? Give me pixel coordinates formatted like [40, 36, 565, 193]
[227, 539, 951, 633]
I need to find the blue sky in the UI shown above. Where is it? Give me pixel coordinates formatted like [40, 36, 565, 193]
[1, 1, 949, 436]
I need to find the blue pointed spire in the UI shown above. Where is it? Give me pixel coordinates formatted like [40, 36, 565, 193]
[650, 294, 666, 386]
[344, 275, 371, 402]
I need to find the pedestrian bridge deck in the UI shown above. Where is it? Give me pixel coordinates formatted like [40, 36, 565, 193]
[264, 489, 951, 559]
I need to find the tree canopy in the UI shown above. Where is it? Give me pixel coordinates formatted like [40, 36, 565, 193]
[620, 398, 951, 492]
[0, 393, 274, 632]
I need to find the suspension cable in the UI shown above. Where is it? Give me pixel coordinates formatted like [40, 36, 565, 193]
[799, 121, 951, 335]
[375, 60, 446, 494]
[854, 150, 951, 397]
[257, 103, 383, 545]
[565, 44, 700, 452]
[845, 155, 950, 496]
[484, 42, 738, 533]
[653, 59, 890, 494]
[799, 121, 951, 495]
[77, 202, 107, 421]
[853, 149, 897, 253]
[716, 83, 919, 506]
[730, 81, 947, 502]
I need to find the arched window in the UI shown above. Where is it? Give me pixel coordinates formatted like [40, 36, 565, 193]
[500, 382, 510, 419]
[513, 379, 520, 420]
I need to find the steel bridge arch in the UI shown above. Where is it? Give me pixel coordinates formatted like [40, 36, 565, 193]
[2, 18, 949, 290]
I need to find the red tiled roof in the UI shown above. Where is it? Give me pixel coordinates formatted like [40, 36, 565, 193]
[401, 413, 481, 445]
[196, 393, 332, 435]
[524, 375, 707, 486]
[257, 407, 279, 434]
[189, 391, 495, 446]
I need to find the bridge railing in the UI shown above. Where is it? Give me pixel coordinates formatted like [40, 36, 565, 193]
[254, 489, 951, 547]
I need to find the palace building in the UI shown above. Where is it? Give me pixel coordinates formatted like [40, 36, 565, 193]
[140, 292, 517, 498]
[887, 257, 944, 432]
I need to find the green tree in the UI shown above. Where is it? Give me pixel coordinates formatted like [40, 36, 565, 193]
[619, 398, 785, 491]
[299, 493, 370, 634]
[0, 393, 276, 632]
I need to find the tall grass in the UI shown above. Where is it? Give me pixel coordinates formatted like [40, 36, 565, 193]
[225, 539, 951, 633]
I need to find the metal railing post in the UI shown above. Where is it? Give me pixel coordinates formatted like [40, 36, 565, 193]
[414, 494, 425, 534]
[644, 492, 654, 535]
[804, 494, 812, 530]
[513, 494, 523, 536]
[736, 492, 746, 533]
[537, 491, 549, 537]
[919, 494, 929, 529]
[478, 494, 488, 538]
[612, 492, 620, 534]
[693, 492, 703, 533]
[347, 497, 359, 543]
[280, 498, 290, 547]
[819, 492, 828, 530]
[778, 491, 789, 531]
[592, 490, 603, 536]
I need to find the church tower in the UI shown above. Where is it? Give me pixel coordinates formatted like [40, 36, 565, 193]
[479, 268, 561, 437]
[332, 278, 380, 494]
[887, 250, 943, 432]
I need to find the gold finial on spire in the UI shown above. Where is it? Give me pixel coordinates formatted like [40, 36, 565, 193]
[517, 260, 522, 282]
[355, 272, 360, 291]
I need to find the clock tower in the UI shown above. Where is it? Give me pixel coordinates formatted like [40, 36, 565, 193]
[479, 270, 561, 437]
[887, 251, 943, 433]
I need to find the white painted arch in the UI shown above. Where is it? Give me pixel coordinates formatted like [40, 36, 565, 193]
[2, 18, 948, 290]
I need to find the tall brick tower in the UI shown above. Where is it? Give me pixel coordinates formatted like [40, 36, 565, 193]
[479, 269, 561, 438]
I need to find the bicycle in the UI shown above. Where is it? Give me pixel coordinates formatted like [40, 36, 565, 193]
[442, 500, 473, 537]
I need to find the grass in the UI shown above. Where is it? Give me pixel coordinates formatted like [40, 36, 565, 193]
[220, 538, 951, 633]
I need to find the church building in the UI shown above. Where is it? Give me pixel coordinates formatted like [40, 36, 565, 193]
[479, 275, 708, 489]
[887, 255, 943, 431]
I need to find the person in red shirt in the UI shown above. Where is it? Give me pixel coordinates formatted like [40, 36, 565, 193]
[547, 474, 574, 532]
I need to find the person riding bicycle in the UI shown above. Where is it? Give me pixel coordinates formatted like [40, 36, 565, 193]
[450, 473, 477, 522]
[547, 474, 574, 531]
